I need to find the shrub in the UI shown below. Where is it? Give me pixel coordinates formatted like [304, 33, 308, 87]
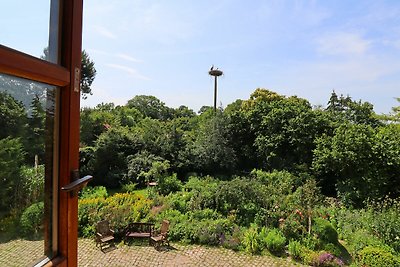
[20, 202, 44, 237]
[242, 225, 261, 254]
[288, 240, 302, 260]
[313, 217, 338, 244]
[264, 228, 286, 255]
[279, 211, 307, 239]
[323, 243, 342, 257]
[301, 235, 318, 250]
[18, 165, 45, 209]
[300, 248, 320, 266]
[222, 226, 244, 251]
[367, 198, 400, 252]
[195, 218, 233, 245]
[0, 214, 19, 239]
[165, 192, 190, 213]
[78, 192, 152, 237]
[357, 246, 398, 267]
[314, 252, 344, 267]
[158, 173, 182, 195]
[155, 209, 188, 241]
[346, 229, 387, 256]
[79, 186, 108, 199]
[185, 176, 218, 211]
[121, 182, 137, 193]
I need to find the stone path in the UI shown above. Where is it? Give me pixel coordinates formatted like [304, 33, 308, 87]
[0, 238, 305, 267]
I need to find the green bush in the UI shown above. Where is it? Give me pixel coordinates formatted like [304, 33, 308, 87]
[288, 240, 302, 260]
[264, 228, 286, 255]
[346, 229, 388, 256]
[222, 226, 244, 251]
[18, 165, 45, 210]
[195, 218, 233, 245]
[165, 191, 190, 213]
[335, 199, 400, 254]
[357, 246, 398, 267]
[78, 192, 152, 237]
[242, 225, 261, 254]
[301, 235, 318, 250]
[313, 217, 338, 244]
[367, 198, 400, 252]
[20, 202, 44, 237]
[155, 209, 188, 241]
[79, 186, 108, 199]
[158, 173, 182, 195]
[323, 243, 342, 257]
[157, 207, 235, 245]
[121, 182, 137, 193]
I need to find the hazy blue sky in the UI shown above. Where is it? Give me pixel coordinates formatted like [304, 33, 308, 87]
[2, 1, 400, 114]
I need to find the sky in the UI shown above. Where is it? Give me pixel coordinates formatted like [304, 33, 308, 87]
[2, 1, 400, 114]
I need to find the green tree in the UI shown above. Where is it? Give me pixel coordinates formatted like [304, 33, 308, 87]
[80, 103, 120, 146]
[325, 90, 380, 127]
[0, 91, 27, 139]
[113, 105, 143, 127]
[125, 151, 165, 186]
[225, 102, 257, 171]
[0, 138, 25, 214]
[312, 123, 396, 207]
[92, 127, 142, 188]
[80, 50, 97, 99]
[42, 48, 96, 99]
[246, 91, 326, 171]
[25, 94, 45, 163]
[173, 105, 196, 118]
[192, 111, 237, 174]
[127, 95, 173, 120]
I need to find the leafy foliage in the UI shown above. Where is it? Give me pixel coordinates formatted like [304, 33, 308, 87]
[92, 127, 142, 187]
[264, 228, 286, 255]
[20, 202, 44, 237]
[357, 246, 399, 267]
[0, 91, 26, 140]
[78, 192, 152, 237]
[0, 137, 25, 213]
[80, 50, 97, 99]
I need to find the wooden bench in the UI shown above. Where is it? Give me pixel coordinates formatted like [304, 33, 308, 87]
[124, 222, 154, 244]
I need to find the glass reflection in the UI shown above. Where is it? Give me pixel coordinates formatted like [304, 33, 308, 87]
[0, 0, 60, 64]
[0, 73, 57, 265]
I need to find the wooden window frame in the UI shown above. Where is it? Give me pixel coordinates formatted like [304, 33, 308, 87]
[0, 0, 83, 266]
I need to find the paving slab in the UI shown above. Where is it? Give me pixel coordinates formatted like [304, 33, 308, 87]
[0, 238, 305, 267]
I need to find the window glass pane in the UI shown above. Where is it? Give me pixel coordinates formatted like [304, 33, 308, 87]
[0, 73, 58, 266]
[0, 0, 60, 64]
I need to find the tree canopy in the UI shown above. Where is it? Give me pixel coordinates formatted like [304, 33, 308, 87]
[76, 90, 400, 208]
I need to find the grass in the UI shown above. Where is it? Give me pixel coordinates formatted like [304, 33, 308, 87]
[107, 186, 149, 197]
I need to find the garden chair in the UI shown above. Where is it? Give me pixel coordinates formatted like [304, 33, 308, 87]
[95, 220, 115, 250]
[150, 220, 170, 248]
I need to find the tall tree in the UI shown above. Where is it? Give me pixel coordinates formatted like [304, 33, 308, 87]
[42, 48, 96, 99]
[127, 95, 173, 120]
[80, 50, 97, 99]
[192, 111, 237, 174]
[25, 94, 46, 163]
[325, 90, 380, 127]
[0, 91, 27, 139]
[0, 137, 25, 214]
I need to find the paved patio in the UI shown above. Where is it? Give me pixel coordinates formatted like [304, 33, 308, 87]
[0, 238, 305, 267]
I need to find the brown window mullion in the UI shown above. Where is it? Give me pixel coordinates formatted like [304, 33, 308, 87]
[0, 45, 70, 86]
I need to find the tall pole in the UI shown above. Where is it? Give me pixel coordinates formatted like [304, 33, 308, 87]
[214, 75, 217, 112]
[208, 67, 223, 113]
